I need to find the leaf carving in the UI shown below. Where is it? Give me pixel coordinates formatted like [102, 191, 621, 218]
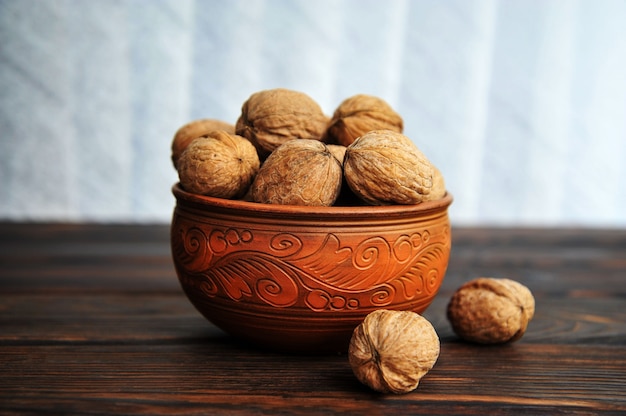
[209, 252, 300, 307]
[391, 244, 447, 300]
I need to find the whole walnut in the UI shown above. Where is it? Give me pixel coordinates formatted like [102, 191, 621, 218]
[177, 130, 260, 199]
[343, 130, 435, 205]
[447, 277, 535, 344]
[235, 88, 328, 159]
[324, 94, 403, 146]
[349, 309, 440, 394]
[429, 166, 447, 201]
[171, 118, 236, 170]
[247, 139, 342, 206]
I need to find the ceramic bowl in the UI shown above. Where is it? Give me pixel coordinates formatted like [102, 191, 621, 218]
[171, 183, 453, 354]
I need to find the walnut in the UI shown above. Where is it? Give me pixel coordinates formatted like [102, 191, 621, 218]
[247, 139, 342, 206]
[177, 130, 260, 199]
[171, 119, 235, 169]
[447, 277, 535, 344]
[235, 88, 328, 159]
[323, 94, 403, 146]
[428, 166, 447, 200]
[349, 309, 440, 394]
[326, 144, 347, 165]
[343, 130, 435, 205]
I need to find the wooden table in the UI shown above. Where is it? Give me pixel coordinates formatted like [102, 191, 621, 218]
[1, 223, 625, 415]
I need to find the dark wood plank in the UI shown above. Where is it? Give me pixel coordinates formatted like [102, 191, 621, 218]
[0, 222, 178, 293]
[447, 227, 626, 297]
[2, 294, 624, 346]
[1, 223, 625, 415]
[1, 342, 624, 415]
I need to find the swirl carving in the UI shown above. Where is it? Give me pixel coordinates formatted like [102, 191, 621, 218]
[172, 214, 449, 312]
[171, 222, 212, 272]
[269, 233, 304, 257]
[306, 290, 360, 312]
[392, 233, 419, 263]
[370, 284, 395, 306]
[251, 256, 300, 307]
[353, 236, 388, 270]
[198, 279, 219, 297]
[209, 228, 253, 254]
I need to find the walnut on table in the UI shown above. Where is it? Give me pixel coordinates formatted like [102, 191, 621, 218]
[447, 277, 535, 344]
[348, 309, 440, 394]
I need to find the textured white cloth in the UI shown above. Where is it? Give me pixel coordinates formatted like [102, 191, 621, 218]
[1, 0, 625, 226]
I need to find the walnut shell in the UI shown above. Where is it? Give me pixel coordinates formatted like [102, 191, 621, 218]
[235, 88, 328, 159]
[326, 144, 347, 165]
[171, 119, 236, 169]
[344, 130, 435, 205]
[177, 130, 260, 199]
[324, 94, 403, 146]
[428, 166, 446, 201]
[447, 277, 535, 344]
[325, 144, 363, 206]
[247, 139, 342, 206]
[349, 309, 440, 394]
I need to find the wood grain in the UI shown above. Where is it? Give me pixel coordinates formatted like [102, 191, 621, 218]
[1, 223, 625, 415]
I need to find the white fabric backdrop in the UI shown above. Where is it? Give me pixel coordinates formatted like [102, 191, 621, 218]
[1, 0, 625, 226]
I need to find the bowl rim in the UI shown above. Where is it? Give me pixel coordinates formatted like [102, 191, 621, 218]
[172, 183, 453, 219]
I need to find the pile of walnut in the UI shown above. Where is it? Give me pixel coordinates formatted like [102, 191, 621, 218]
[348, 278, 535, 395]
[171, 88, 446, 206]
[170, 90, 536, 396]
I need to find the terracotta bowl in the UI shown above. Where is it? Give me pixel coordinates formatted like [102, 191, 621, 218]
[171, 183, 453, 354]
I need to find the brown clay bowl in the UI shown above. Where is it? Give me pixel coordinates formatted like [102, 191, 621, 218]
[171, 183, 453, 354]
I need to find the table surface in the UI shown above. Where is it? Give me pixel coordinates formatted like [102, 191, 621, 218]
[1, 222, 625, 415]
